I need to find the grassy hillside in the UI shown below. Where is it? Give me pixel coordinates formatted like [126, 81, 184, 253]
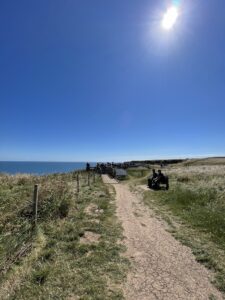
[183, 157, 225, 166]
[0, 172, 128, 299]
[129, 163, 225, 294]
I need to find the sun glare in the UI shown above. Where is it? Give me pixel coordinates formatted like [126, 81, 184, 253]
[162, 6, 179, 30]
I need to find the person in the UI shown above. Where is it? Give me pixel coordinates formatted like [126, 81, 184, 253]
[149, 170, 163, 189]
[149, 169, 169, 190]
[86, 162, 90, 172]
[152, 169, 157, 180]
[148, 169, 158, 188]
[156, 170, 166, 184]
[157, 170, 165, 183]
[157, 170, 169, 189]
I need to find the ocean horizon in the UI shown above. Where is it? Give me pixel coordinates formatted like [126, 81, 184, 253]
[0, 161, 97, 175]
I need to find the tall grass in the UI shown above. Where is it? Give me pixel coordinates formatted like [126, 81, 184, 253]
[142, 164, 225, 292]
[0, 172, 128, 299]
[157, 187, 225, 246]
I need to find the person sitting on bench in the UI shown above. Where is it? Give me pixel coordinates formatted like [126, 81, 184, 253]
[152, 170, 165, 188]
[157, 170, 165, 183]
[148, 169, 158, 188]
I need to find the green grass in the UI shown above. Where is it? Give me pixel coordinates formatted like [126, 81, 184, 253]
[0, 175, 35, 270]
[151, 187, 225, 246]
[127, 164, 225, 294]
[0, 172, 128, 299]
[150, 188, 225, 292]
[124, 168, 151, 187]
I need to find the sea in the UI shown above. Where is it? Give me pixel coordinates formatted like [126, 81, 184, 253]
[0, 161, 96, 175]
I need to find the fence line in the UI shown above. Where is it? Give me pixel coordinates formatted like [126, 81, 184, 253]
[33, 184, 39, 227]
[77, 173, 80, 193]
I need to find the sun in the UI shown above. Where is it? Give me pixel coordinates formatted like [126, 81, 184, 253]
[162, 6, 179, 30]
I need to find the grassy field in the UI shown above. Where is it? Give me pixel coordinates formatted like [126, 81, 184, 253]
[0, 172, 128, 299]
[128, 161, 225, 294]
[126, 168, 150, 181]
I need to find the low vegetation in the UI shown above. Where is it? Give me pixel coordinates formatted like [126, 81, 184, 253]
[0, 172, 128, 299]
[126, 168, 150, 181]
[129, 162, 225, 294]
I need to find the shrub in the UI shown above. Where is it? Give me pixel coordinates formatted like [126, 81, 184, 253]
[58, 197, 71, 218]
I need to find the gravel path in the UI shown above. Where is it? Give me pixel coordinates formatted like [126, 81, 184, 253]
[102, 175, 223, 300]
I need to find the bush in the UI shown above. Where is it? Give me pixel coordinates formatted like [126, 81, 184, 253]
[17, 178, 28, 185]
[58, 197, 71, 218]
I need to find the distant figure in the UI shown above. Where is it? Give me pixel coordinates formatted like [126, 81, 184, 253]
[86, 162, 90, 172]
[152, 169, 158, 180]
[148, 169, 158, 188]
[156, 170, 165, 184]
[148, 169, 169, 190]
[157, 170, 168, 188]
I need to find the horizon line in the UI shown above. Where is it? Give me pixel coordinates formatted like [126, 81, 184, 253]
[1, 155, 225, 163]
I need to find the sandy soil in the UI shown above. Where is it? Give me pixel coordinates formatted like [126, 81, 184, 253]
[102, 175, 223, 300]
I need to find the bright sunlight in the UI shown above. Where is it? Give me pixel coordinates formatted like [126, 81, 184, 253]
[162, 6, 179, 30]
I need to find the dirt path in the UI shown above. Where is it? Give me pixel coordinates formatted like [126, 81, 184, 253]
[102, 175, 223, 300]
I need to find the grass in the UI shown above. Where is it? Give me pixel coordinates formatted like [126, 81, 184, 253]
[125, 168, 150, 182]
[183, 157, 225, 166]
[156, 187, 225, 245]
[0, 172, 128, 299]
[128, 164, 225, 294]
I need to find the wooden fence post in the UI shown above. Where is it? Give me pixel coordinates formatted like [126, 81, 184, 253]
[77, 173, 80, 193]
[88, 172, 90, 186]
[93, 172, 95, 183]
[33, 184, 39, 227]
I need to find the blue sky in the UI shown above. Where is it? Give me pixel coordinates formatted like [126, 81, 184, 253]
[0, 0, 225, 162]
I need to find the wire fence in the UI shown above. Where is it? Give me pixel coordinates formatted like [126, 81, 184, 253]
[0, 170, 99, 276]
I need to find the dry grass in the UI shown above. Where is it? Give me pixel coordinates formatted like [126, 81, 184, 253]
[0, 172, 128, 299]
[183, 157, 225, 166]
